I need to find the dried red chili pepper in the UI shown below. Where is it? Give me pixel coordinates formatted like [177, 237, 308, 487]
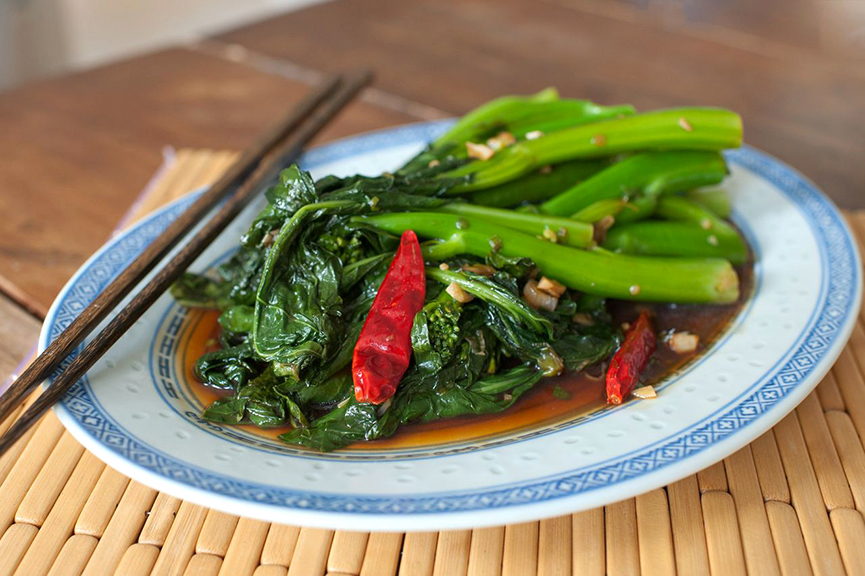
[606, 311, 656, 405]
[352, 229, 426, 404]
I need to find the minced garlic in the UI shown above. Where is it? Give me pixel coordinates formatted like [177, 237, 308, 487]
[446, 282, 475, 303]
[632, 385, 657, 399]
[466, 141, 495, 161]
[668, 331, 699, 353]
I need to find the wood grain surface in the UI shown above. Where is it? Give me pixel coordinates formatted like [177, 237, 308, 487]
[0, 49, 414, 314]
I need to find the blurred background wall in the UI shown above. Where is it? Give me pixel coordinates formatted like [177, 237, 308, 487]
[0, 0, 326, 91]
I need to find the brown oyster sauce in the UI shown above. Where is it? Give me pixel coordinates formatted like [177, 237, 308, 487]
[183, 260, 754, 452]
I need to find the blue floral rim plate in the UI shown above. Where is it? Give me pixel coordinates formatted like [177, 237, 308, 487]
[40, 121, 862, 531]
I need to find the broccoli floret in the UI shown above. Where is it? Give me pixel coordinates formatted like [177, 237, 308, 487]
[317, 228, 366, 265]
[411, 292, 463, 374]
[428, 300, 462, 360]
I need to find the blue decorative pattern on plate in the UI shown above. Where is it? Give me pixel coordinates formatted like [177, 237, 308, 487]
[40, 122, 861, 530]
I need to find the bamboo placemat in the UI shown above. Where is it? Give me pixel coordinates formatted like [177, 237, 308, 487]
[3, 150, 865, 576]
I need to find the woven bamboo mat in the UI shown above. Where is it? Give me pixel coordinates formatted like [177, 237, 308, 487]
[3, 150, 865, 576]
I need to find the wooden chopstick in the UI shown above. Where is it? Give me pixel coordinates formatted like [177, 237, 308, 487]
[0, 75, 342, 427]
[0, 69, 373, 455]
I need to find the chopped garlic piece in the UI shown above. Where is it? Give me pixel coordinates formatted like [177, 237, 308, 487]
[668, 331, 699, 353]
[438, 262, 450, 270]
[262, 228, 281, 247]
[572, 312, 595, 326]
[486, 131, 516, 150]
[462, 263, 495, 276]
[447, 282, 475, 303]
[466, 141, 495, 161]
[525, 130, 544, 140]
[537, 276, 566, 298]
[632, 385, 657, 399]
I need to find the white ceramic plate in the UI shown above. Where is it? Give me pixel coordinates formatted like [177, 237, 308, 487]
[40, 121, 861, 531]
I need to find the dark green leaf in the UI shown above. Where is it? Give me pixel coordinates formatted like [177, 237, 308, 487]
[194, 344, 259, 390]
[339, 253, 390, 292]
[280, 364, 543, 452]
[253, 207, 345, 373]
[218, 305, 254, 334]
[217, 246, 267, 307]
[170, 273, 230, 309]
[553, 324, 622, 372]
[202, 396, 248, 424]
[280, 399, 385, 452]
[485, 252, 537, 279]
[242, 166, 318, 247]
[289, 371, 352, 408]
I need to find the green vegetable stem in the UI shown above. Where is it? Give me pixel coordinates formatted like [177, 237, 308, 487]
[400, 88, 635, 173]
[435, 88, 635, 145]
[686, 188, 732, 218]
[437, 202, 594, 247]
[467, 160, 608, 208]
[612, 195, 658, 224]
[540, 151, 729, 217]
[603, 195, 747, 264]
[357, 212, 740, 303]
[603, 222, 747, 264]
[570, 198, 626, 224]
[439, 108, 743, 192]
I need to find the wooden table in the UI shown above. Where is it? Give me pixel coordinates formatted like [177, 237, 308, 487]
[0, 0, 863, 572]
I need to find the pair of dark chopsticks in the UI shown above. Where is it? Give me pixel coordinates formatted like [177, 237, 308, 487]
[0, 70, 373, 456]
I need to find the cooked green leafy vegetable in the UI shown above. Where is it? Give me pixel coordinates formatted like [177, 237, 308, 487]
[172, 89, 747, 451]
